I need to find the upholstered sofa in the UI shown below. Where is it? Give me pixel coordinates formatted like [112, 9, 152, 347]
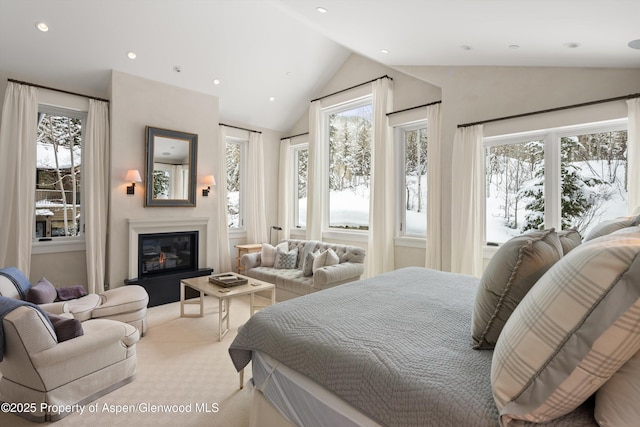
[241, 239, 366, 301]
[0, 300, 139, 422]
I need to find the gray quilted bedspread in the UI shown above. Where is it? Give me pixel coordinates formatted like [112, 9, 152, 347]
[229, 267, 596, 427]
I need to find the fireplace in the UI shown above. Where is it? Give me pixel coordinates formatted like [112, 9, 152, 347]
[138, 231, 198, 278]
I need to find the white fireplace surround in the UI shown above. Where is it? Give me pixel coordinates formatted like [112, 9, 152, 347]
[127, 217, 209, 279]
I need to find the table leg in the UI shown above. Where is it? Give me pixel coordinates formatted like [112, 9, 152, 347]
[219, 297, 230, 341]
[239, 368, 244, 389]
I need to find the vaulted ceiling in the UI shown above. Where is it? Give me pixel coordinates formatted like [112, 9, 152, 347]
[1, 0, 639, 132]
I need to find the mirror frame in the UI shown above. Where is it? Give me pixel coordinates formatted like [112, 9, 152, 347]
[145, 126, 198, 207]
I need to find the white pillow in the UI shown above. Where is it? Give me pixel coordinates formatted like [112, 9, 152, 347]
[260, 242, 287, 267]
[312, 248, 339, 273]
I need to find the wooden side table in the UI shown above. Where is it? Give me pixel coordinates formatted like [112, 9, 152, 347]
[235, 243, 262, 273]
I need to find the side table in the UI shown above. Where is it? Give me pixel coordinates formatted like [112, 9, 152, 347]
[235, 243, 262, 273]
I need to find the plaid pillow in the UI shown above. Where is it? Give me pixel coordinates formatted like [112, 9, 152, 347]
[492, 228, 640, 424]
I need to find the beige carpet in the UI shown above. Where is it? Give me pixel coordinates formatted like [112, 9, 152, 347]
[0, 295, 259, 426]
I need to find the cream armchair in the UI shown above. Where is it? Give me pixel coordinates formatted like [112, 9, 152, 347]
[0, 303, 139, 422]
[0, 267, 148, 336]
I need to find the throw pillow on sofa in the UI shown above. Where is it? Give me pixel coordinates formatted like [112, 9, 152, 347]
[312, 248, 339, 273]
[583, 214, 640, 242]
[472, 229, 562, 350]
[303, 251, 319, 277]
[557, 228, 582, 255]
[26, 277, 58, 305]
[261, 242, 287, 267]
[46, 312, 84, 343]
[594, 349, 640, 427]
[491, 228, 640, 425]
[274, 247, 298, 269]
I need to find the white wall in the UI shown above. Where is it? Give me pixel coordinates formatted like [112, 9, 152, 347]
[108, 71, 220, 288]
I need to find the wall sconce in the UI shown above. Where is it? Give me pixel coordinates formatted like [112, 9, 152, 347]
[125, 169, 142, 195]
[202, 174, 216, 197]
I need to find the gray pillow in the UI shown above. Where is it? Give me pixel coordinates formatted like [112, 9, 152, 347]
[583, 215, 640, 242]
[472, 229, 563, 350]
[302, 251, 319, 277]
[273, 247, 298, 269]
[557, 228, 582, 255]
[46, 313, 84, 342]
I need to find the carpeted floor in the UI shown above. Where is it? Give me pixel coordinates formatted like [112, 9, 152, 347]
[0, 295, 259, 426]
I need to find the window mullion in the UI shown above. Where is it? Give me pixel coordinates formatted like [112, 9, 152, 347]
[545, 132, 562, 230]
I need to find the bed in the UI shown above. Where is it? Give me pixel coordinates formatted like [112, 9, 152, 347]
[229, 267, 597, 426]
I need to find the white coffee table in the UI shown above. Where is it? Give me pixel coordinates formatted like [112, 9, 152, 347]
[180, 273, 275, 341]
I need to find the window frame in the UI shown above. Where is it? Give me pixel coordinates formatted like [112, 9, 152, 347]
[32, 104, 87, 253]
[482, 118, 628, 249]
[321, 95, 373, 235]
[395, 120, 428, 239]
[225, 136, 248, 233]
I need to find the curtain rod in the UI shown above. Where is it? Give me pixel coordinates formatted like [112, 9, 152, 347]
[7, 78, 109, 103]
[281, 132, 309, 141]
[219, 123, 262, 134]
[458, 92, 640, 128]
[387, 100, 442, 116]
[310, 75, 393, 103]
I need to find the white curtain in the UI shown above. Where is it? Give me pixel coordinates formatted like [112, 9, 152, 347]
[84, 99, 110, 293]
[306, 100, 325, 240]
[169, 165, 185, 199]
[0, 83, 38, 274]
[628, 98, 640, 213]
[246, 132, 268, 243]
[216, 126, 232, 273]
[450, 125, 484, 277]
[425, 103, 442, 270]
[366, 78, 394, 278]
[278, 138, 291, 241]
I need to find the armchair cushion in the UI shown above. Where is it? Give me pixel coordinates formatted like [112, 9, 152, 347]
[26, 277, 57, 305]
[46, 313, 83, 343]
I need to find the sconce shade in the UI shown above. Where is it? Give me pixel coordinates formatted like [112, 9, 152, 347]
[125, 169, 142, 183]
[203, 175, 216, 186]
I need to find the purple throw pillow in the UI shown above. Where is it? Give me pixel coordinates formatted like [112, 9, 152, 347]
[26, 278, 58, 304]
[56, 285, 88, 301]
[46, 313, 84, 342]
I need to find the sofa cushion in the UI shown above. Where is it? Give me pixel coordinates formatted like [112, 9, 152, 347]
[261, 242, 287, 267]
[583, 214, 640, 242]
[27, 277, 58, 305]
[274, 247, 298, 269]
[472, 229, 562, 350]
[595, 349, 640, 427]
[47, 312, 84, 342]
[491, 228, 640, 424]
[302, 251, 318, 277]
[312, 248, 339, 273]
[299, 240, 320, 270]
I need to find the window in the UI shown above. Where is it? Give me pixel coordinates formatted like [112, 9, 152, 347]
[226, 138, 247, 229]
[399, 123, 428, 236]
[35, 106, 85, 240]
[325, 99, 372, 230]
[484, 120, 628, 244]
[292, 144, 308, 228]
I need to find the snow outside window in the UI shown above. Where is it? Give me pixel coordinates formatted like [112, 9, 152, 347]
[484, 120, 628, 244]
[326, 100, 373, 231]
[400, 124, 428, 237]
[35, 106, 85, 240]
[292, 144, 308, 228]
[226, 138, 247, 229]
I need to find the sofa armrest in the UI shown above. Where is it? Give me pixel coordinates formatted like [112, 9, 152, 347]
[313, 262, 364, 290]
[39, 301, 69, 315]
[241, 252, 261, 271]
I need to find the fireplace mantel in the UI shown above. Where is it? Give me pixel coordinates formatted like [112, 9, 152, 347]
[127, 217, 208, 279]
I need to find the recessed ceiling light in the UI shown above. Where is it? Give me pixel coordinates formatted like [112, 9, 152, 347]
[212, 78, 221, 85]
[127, 51, 137, 59]
[628, 39, 640, 50]
[269, 96, 276, 102]
[563, 42, 581, 49]
[460, 45, 472, 51]
[508, 44, 520, 50]
[380, 49, 390, 54]
[173, 66, 182, 73]
[36, 22, 49, 32]
[316, 7, 328, 13]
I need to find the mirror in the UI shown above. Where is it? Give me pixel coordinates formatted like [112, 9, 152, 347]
[145, 126, 197, 207]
